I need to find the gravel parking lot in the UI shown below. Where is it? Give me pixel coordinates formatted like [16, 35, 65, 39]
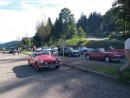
[0, 52, 130, 98]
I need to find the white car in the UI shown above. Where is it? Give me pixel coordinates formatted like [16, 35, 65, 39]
[35, 47, 51, 55]
[77, 46, 89, 54]
[50, 45, 58, 52]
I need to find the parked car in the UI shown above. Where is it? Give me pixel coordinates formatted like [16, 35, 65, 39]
[58, 47, 80, 57]
[105, 46, 125, 58]
[42, 46, 53, 53]
[27, 50, 61, 72]
[9, 47, 17, 53]
[84, 48, 122, 63]
[50, 45, 58, 52]
[77, 46, 88, 54]
[35, 48, 52, 55]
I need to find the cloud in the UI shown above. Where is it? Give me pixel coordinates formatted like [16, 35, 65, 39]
[0, 0, 114, 42]
[0, 9, 43, 42]
[0, 0, 12, 6]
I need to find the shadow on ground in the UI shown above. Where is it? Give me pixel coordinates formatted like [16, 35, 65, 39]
[12, 64, 59, 78]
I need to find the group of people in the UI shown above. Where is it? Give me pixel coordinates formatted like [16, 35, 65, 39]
[12, 47, 21, 55]
[2, 47, 21, 55]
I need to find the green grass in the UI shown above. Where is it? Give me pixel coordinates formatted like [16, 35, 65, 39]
[22, 50, 32, 55]
[120, 69, 130, 80]
[66, 37, 88, 47]
[78, 63, 119, 77]
[80, 63, 130, 81]
[96, 66, 118, 77]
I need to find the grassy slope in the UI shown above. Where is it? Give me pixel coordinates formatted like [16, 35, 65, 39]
[66, 37, 124, 49]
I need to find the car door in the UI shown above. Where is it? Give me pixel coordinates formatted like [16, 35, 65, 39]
[91, 50, 101, 60]
[64, 48, 69, 56]
[94, 51, 102, 60]
[29, 54, 37, 66]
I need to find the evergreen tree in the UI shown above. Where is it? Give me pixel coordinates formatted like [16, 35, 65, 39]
[77, 13, 88, 34]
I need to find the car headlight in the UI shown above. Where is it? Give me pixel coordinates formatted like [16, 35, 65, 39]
[39, 59, 44, 63]
[114, 54, 118, 57]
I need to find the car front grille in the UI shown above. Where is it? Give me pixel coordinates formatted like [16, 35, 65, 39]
[48, 61, 56, 65]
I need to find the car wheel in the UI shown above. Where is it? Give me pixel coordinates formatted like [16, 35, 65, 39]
[86, 55, 90, 60]
[104, 56, 111, 63]
[55, 65, 60, 69]
[36, 66, 41, 72]
[35, 62, 41, 72]
[117, 58, 120, 62]
[77, 54, 80, 57]
[48, 64, 56, 69]
[68, 53, 71, 57]
[28, 60, 31, 66]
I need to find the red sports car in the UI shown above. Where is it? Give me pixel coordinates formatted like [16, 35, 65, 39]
[84, 48, 122, 63]
[27, 50, 61, 72]
[105, 46, 125, 58]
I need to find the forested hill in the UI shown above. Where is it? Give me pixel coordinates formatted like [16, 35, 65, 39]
[0, 41, 20, 49]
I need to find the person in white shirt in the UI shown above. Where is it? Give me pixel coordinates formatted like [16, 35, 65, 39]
[119, 38, 130, 72]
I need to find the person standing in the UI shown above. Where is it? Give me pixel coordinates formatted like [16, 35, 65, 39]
[118, 38, 130, 75]
[17, 47, 20, 55]
[3, 47, 5, 54]
[32, 45, 36, 52]
[13, 47, 15, 55]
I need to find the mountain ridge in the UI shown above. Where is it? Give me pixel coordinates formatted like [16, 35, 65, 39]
[0, 41, 20, 49]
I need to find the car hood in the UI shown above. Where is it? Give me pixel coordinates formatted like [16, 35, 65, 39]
[102, 51, 122, 55]
[35, 55, 56, 62]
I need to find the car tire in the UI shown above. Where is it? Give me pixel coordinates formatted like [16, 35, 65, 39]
[68, 53, 71, 57]
[86, 55, 90, 60]
[36, 66, 41, 72]
[55, 65, 60, 69]
[76, 54, 80, 57]
[104, 56, 111, 63]
[116, 58, 120, 62]
[35, 62, 41, 72]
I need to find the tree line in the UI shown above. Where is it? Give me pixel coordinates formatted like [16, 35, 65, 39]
[21, 0, 130, 48]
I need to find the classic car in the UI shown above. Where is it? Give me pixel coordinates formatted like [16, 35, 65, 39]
[105, 46, 125, 58]
[27, 50, 61, 72]
[84, 48, 122, 63]
[42, 46, 53, 53]
[50, 45, 58, 52]
[58, 47, 80, 57]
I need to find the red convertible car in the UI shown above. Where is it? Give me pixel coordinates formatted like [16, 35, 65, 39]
[105, 46, 125, 58]
[84, 48, 122, 63]
[27, 50, 61, 72]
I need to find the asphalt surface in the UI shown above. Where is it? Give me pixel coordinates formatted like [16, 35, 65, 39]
[0, 52, 130, 98]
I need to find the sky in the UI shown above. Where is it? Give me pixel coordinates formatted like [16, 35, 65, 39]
[0, 0, 115, 43]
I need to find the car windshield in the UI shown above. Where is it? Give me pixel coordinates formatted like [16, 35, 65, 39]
[87, 48, 95, 52]
[68, 47, 73, 51]
[82, 46, 87, 49]
[109, 46, 115, 50]
[43, 46, 49, 49]
[33, 50, 51, 57]
[50, 45, 57, 48]
[98, 48, 105, 52]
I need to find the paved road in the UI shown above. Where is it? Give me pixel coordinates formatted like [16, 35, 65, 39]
[0, 52, 130, 98]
